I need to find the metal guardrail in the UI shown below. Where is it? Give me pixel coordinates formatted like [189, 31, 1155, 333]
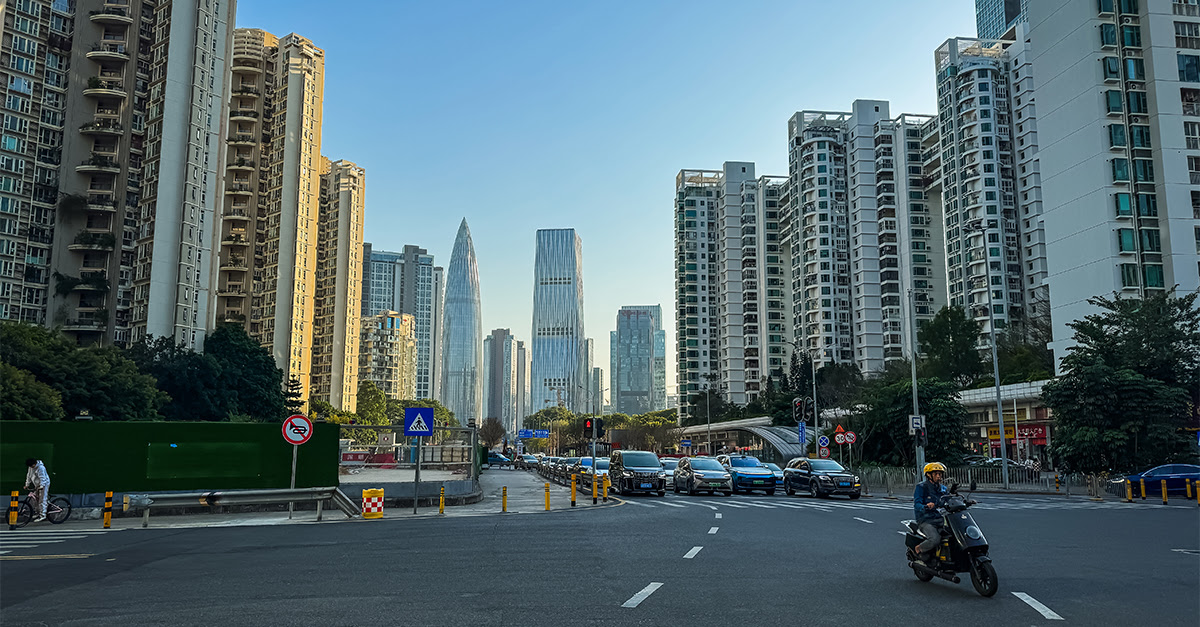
[129, 487, 359, 527]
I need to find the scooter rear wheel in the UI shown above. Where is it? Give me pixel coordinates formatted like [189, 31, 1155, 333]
[971, 561, 998, 597]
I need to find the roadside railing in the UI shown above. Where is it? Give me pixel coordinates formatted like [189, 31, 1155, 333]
[128, 487, 359, 527]
[850, 465, 1094, 496]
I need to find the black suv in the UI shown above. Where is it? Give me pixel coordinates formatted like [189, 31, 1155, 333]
[609, 450, 666, 496]
[783, 458, 861, 499]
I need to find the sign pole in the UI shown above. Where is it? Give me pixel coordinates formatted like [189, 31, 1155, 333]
[414, 435, 421, 515]
[288, 444, 298, 519]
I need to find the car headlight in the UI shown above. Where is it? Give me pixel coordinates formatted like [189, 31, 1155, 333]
[818, 475, 830, 481]
[854, 476, 860, 483]
[721, 474, 730, 480]
[658, 471, 667, 478]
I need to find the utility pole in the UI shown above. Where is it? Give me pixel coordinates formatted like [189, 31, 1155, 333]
[909, 288, 925, 473]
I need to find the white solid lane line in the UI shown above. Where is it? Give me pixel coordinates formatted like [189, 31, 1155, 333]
[624, 501, 654, 508]
[740, 502, 776, 509]
[701, 500, 747, 509]
[715, 513, 722, 519]
[854, 517, 874, 524]
[0, 545, 37, 549]
[621, 582, 664, 608]
[683, 546, 703, 559]
[683, 502, 719, 510]
[659, 502, 686, 508]
[1, 539, 66, 544]
[1012, 592, 1064, 620]
[708, 527, 719, 534]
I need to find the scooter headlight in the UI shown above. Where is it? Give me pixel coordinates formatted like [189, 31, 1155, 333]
[965, 525, 983, 540]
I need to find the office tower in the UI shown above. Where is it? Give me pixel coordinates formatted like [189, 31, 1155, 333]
[483, 328, 519, 434]
[515, 339, 530, 421]
[531, 228, 586, 413]
[310, 158, 363, 411]
[1030, 0, 1200, 363]
[976, 0, 1028, 40]
[214, 30, 325, 399]
[430, 264, 444, 400]
[359, 310, 416, 401]
[591, 367, 604, 416]
[440, 218, 482, 425]
[612, 307, 655, 414]
[360, 243, 444, 400]
[130, 0, 235, 349]
[931, 32, 1046, 347]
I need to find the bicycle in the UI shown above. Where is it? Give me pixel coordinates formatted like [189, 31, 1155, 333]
[12, 489, 71, 527]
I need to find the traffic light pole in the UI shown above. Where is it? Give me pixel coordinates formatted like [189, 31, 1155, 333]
[909, 289, 925, 475]
[591, 419, 597, 504]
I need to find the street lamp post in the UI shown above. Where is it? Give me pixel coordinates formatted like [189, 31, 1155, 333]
[909, 288, 925, 473]
[967, 220, 1010, 489]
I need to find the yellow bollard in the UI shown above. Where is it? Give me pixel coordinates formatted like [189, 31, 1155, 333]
[1125, 479, 1133, 503]
[103, 491, 113, 529]
[603, 476, 609, 502]
[7, 491, 17, 529]
[544, 483, 550, 511]
[502, 486, 508, 513]
[1140, 478, 1146, 500]
[1055, 475, 1060, 492]
[1162, 479, 1168, 505]
[1187, 480, 1193, 500]
[1195, 480, 1199, 507]
[123, 494, 130, 513]
[592, 472, 598, 505]
[571, 474, 577, 507]
[439, 486, 445, 515]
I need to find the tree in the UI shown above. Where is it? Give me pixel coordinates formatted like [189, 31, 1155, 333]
[854, 377, 970, 467]
[385, 398, 458, 442]
[1044, 291, 1200, 473]
[356, 381, 388, 425]
[919, 306, 986, 387]
[284, 377, 305, 414]
[816, 362, 864, 413]
[204, 324, 287, 422]
[0, 362, 65, 421]
[479, 417, 506, 448]
[126, 336, 233, 421]
[994, 306, 1055, 384]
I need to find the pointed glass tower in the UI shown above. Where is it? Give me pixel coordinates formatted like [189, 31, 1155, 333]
[440, 219, 483, 425]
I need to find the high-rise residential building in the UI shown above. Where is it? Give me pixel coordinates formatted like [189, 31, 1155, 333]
[515, 339, 530, 420]
[310, 158, 363, 411]
[931, 32, 1047, 346]
[744, 177, 789, 386]
[440, 218, 482, 425]
[360, 243, 444, 400]
[674, 168, 721, 423]
[976, 0, 1028, 40]
[611, 305, 667, 414]
[530, 228, 586, 413]
[359, 310, 416, 401]
[1030, 0, 1200, 364]
[483, 328, 519, 434]
[130, 0, 235, 350]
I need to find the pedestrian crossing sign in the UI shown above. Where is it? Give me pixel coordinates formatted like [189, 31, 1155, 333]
[404, 408, 434, 436]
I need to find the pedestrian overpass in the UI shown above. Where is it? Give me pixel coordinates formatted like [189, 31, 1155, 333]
[677, 417, 817, 464]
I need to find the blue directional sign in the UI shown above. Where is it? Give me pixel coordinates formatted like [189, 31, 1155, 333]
[534, 429, 550, 439]
[518, 429, 534, 439]
[817, 435, 830, 448]
[798, 421, 807, 446]
[681, 439, 692, 447]
[404, 407, 434, 436]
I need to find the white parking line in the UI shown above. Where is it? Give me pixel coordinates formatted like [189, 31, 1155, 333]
[853, 517, 874, 524]
[715, 513, 722, 519]
[708, 527, 719, 534]
[1012, 592, 1064, 620]
[683, 546, 703, 559]
[621, 582, 663, 608]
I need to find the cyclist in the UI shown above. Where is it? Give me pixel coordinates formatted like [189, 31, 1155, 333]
[24, 458, 50, 522]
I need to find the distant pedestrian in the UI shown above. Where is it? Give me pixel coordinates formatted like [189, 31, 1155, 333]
[24, 458, 50, 522]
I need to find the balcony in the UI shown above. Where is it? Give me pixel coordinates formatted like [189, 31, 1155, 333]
[86, 195, 118, 212]
[54, 271, 111, 294]
[223, 210, 251, 222]
[229, 109, 258, 122]
[89, 7, 133, 25]
[227, 157, 256, 171]
[83, 78, 126, 99]
[232, 86, 261, 98]
[228, 133, 256, 146]
[77, 155, 121, 174]
[220, 256, 248, 271]
[63, 316, 108, 332]
[79, 119, 123, 136]
[87, 43, 130, 62]
[68, 231, 117, 251]
[218, 285, 247, 297]
[231, 62, 264, 75]
[225, 182, 253, 196]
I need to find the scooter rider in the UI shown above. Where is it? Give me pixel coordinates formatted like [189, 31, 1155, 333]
[913, 462, 948, 562]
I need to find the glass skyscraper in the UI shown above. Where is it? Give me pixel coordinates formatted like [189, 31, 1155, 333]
[440, 219, 483, 425]
[361, 244, 444, 400]
[611, 305, 666, 415]
[530, 229, 586, 413]
[975, 0, 1026, 40]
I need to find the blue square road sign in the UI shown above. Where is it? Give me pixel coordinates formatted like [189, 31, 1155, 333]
[404, 407, 435, 436]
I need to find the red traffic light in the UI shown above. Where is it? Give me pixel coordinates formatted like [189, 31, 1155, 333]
[584, 419, 593, 429]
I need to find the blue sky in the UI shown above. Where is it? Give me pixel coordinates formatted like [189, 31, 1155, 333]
[236, 1, 976, 398]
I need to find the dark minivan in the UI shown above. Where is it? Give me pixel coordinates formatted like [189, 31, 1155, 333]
[609, 450, 666, 496]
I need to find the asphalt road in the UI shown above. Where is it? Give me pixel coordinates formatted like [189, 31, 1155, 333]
[1, 480, 1196, 626]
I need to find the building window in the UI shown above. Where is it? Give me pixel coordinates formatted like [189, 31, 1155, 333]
[1178, 21, 1200, 48]
[1143, 264, 1164, 288]
[1140, 228, 1161, 252]
[1130, 124, 1152, 147]
[1109, 124, 1127, 147]
[1128, 91, 1148, 113]
[1120, 263, 1139, 287]
[1100, 0, 1114, 12]
[1112, 158, 1130, 182]
[1189, 155, 1200, 184]
[1118, 0, 1138, 13]
[1122, 25, 1142, 47]
[1105, 90, 1123, 113]
[1115, 192, 1132, 216]
[1103, 56, 1121, 79]
[1134, 159, 1154, 182]
[1186, 121, 1200, 148]
[1102, 23, 1118, 46]
[1181, 55, 1200, 82]
[1125, 58, 1145, 80]
[1185, 88, 1200, 116]
[1138, 193, 1158, 216]
[1117, 228, 1137, 252]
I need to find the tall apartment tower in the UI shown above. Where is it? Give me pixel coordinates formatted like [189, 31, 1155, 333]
[309, 158, 363, 412]
[130, 0, 235, 349]
[747, 177, 789, 385]
[931, 32, 1047, 345]
[358, 310, 416, 401]
[786, 113, 853, 367]
[515, 339, 530, 421]
[530, 228, 586, 413]
[360, 244, 443, 400]
[214, 29, 325, 400]
[674, 168, 721, 423]
[483, 328, 519, 434]
[440, 218, 483, 425]
[1030, 0, 1200, 364]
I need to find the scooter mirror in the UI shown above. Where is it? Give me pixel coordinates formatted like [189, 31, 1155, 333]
[970, 480, 978, 492]
[950, 482, 960, 494]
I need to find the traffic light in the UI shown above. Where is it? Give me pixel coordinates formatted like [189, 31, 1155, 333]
[596, 419, 605, 439]
[792, 397, 804, 422]
[916, 427, 928, 448]
[583, 418, 594, 437]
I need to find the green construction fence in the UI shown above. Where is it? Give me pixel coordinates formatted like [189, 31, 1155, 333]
[0, 421, 338, 493]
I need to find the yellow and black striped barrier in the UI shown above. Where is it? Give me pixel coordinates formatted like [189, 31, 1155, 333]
[1195, 480, 1199, 507]
[1140, 478, 1147, 500]
[502, 486, 508, 513]
[103, 491, 113, 529]
[570, 474, 576, 508]
[8, 491, 18, 529]
[603, 476, 609, 502]
[439, 486, 445, 515]
[544, 483, 550, 511]
[1124, 479, 1133, 503]
[1161, 480, 1168, 505]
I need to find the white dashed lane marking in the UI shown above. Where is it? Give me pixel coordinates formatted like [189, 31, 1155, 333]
[715, 513, 722, 519]
[854, 517, 874, 524]
[708, 527, 719, 534]
[621, 582, 663, 608]
[1013, 592, 1064, 620]
[683, 546, 703, 559]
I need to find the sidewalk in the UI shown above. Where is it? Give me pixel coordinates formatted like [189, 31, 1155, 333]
[389, 467, 616, 519]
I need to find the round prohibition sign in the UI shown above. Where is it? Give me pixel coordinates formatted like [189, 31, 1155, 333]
[834, 433, 846, 445]
[818, 447, 831, 458]
[845, 431, 857, 444]
[283, 414, 313, 445]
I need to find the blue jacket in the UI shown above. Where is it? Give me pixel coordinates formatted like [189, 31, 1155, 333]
[914, 480, 948, 523]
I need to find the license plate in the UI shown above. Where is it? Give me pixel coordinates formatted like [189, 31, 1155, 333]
[640, 483, 653, 489]
[753, 480, 764, 485]
[839, 482, 851, 487]
[708, 482, 723, 487]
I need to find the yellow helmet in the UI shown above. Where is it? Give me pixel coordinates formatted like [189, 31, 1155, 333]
[923, 462, 946, 475]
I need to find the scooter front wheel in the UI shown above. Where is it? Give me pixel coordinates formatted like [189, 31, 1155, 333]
[970, 561, 998, 597]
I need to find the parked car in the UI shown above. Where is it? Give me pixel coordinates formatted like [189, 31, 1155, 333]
[763, 462, 785, 488]
[559, 457, 582, 481]
[580, 458, 610, 488]
[783, 458, 860, 499]
[1114, 464, 1200, 495]
[609, 450, 666, 496]
[518, 454, 538, 470]
[660, 458, 681, 488]
[717, 454, 777, 495]
[673, 456, 732, 496]
[487, 452, 511, 468]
